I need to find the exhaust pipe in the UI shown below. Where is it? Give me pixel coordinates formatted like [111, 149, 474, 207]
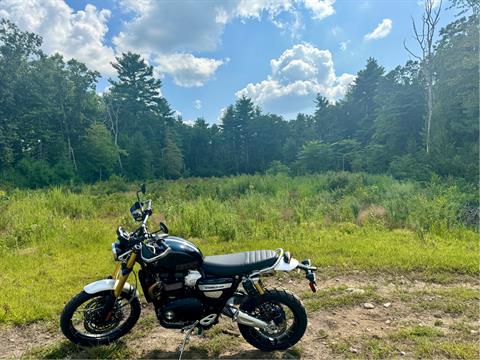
[235, 309, 270, 329]
[222, 299, 270, 330]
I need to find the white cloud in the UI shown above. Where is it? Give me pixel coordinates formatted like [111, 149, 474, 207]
[114, 0, 336, 56]
[330, 25, 342, 37]
[236, 43, 355, 115]
[114, 1, 235, 86]
[183, 119, 196, 127]
[339, 40, 350, 51]
[0, 0, 116, 75]
[217, 107, 228, 123]
[194, 99, 203, 110]
[154, 54, 224, 87]
[303, 0, 335, 20]
[234, 0, 293, 19]
[364, 18, 392, 41]
[417, 0, 442, 9]
[114, 1, 233, 54]
[112, 0, 337, 86]
[1, 0, 338, 86]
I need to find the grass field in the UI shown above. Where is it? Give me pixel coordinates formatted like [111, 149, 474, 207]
[0, 173, 478, 358]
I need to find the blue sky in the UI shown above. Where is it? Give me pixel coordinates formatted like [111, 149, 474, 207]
[1, 0, 457, 123]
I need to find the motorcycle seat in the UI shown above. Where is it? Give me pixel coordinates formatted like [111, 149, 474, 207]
[201, 250, 278, 276]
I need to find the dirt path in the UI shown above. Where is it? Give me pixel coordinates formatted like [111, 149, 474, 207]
[1, 273, 479, 359]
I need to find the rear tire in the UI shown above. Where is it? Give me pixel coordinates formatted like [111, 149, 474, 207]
[60, 290, 141, 346]
[238, 288, 307, 351]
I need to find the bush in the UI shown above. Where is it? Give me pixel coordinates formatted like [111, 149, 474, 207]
[266, 161, 290, 176]
[389, 153, 433, 182]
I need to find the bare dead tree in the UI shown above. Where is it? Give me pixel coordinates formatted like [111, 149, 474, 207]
[404, 0, 442, 154]
[60, 103, 78, 171]
[104, 99, 124, 174]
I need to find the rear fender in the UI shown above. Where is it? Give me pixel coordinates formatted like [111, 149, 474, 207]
[84, 279, 138, 299]
[274, 257, 299, 271]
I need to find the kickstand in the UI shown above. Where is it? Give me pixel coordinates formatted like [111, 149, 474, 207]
[179, 320, 199, 360]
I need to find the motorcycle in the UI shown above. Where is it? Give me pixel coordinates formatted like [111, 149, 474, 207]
[60, 184, 317, 353]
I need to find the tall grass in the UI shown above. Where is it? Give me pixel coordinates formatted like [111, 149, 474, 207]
[0, 173, 477, 324]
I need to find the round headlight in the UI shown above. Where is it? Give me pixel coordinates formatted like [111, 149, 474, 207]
[112, 242, 121, 261]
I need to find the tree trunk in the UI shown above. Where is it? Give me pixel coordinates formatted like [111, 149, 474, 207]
[106, 101, 124, 173]
[404, 0, 441, 154]
[426, 71, 433, 154]
[68, 136, 78, 171]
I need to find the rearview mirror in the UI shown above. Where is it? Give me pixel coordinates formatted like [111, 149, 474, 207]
[140, 183, 146, 194]
[159, 222, 169, 234]
[130, 201, 143, 221]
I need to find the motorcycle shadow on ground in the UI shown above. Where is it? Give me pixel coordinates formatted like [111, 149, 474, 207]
[36, 340, 300, 359]
[141, 348, 300, 359]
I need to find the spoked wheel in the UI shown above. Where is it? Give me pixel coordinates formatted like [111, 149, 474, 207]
[238, 288, 307, 351]
[60, 290, 141, 346]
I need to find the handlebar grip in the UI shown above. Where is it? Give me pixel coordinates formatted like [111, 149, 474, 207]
[144, 199, 152, 215]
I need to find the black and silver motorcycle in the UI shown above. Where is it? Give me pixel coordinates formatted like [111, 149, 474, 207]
[60, 184, 317, 353]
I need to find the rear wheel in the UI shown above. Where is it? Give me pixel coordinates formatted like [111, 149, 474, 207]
[238, 288, 307, 351]
[60, 290, 141, 346]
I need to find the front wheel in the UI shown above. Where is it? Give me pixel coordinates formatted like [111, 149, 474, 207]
[60, 290, 141, 346]
[238, 288, 307, 351]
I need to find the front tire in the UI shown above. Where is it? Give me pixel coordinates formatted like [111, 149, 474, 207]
[238, 288, 307, 351]
[60, 290, 141, 346]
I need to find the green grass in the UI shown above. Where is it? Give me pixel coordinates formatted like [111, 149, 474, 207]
[395, 286, 480, 318]
[330, 329, 479, 360]
[393, 325, 444, 340]
[390, 326, 479, 359]
[0, 173, 478, 324]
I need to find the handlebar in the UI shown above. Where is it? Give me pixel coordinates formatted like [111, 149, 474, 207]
[141, 199, 152, 226]
[144, 199, 152, 213]
[115, 197, 172, 261]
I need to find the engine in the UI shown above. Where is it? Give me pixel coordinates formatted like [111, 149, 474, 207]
[139, 269, 235, 328]
[137, 236, 236, 328]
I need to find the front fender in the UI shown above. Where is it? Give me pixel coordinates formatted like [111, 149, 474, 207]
[84, 279, 138, 298]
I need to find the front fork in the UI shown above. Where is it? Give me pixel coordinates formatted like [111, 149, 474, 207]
[103, 251, 137, 320]
[113, 252, 137, 297]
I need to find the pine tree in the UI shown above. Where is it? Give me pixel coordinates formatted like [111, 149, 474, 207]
[345, 58, 385, 144]
[81, 123, 118, 181]
[161, 131, 184, 179]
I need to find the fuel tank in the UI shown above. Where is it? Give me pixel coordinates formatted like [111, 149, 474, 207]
[151, 236, 203, 272]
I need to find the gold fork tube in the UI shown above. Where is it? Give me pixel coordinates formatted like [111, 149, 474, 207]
[112, 263, 121, 279]
[113, 252, 137, 297]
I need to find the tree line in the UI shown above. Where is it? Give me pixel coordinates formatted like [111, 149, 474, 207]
[0, 8, 478, 188]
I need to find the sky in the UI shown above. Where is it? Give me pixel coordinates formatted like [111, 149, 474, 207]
[0, 0, 457, 123]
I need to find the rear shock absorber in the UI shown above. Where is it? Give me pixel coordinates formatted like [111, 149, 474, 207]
[243, 278, 265, 296]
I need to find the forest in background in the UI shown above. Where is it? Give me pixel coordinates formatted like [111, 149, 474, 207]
[0, 2, 478, 188]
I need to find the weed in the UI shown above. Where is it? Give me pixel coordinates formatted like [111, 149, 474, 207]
[415, 340, 479, 359]
[392, 325, 444, 340]
[362, 338, 396, 359]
